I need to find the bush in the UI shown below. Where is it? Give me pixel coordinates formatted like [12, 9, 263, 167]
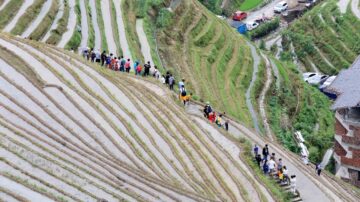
[156, 8, 174, 28]
[250, 17, 280, 40]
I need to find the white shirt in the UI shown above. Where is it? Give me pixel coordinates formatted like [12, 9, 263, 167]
[290, 178, 296, 186]
[160, 77, 165, 84]
[268, 159, 276, 169]
[283, 168, 288, 175]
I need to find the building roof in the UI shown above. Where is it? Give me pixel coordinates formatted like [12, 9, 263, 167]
[326, 56, 360, 110]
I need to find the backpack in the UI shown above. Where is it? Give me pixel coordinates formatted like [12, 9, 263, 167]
[181, 90, 187, 97]
[121, 59, 126, 66]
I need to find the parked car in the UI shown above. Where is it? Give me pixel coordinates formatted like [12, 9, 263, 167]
[233, 11, 247, 21]
[247, 21, 259, 31]
[319, 75, 336, 90]
[274, 1, 288, 13]
[303, 72, 328, 85]
[303, 72, 317, 81]
[216, 15, 226, 20]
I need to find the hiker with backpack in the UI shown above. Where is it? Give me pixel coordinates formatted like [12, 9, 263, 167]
[144, 61, 151, 76]
[119, 56, 125, 72]
[179, 85, 187, 105]
[133, 60, 139, 73]
[203, 102, 213, 118]
[125, 59, 131, 73]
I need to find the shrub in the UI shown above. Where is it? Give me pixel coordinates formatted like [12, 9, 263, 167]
[156, 8, 174, 28]
[250, 17, 280, 40]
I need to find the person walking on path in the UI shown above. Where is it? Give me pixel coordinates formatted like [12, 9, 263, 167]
[125, 59, 131, 73]
[290, 175, 297, 194]
[277, 158, 283, 171]
[91, 49, 96, 62]
[316, 163, 322, 176]
[133, 60, 139, 73]
[95, 50, 101, 63]
[119, 56, 125, 72]
[153, 66, 160, 79]
[106, 54, 111, 68]
[263, 160, 269, 174]
[136, 63, 142, 75]
[169, 74, 175, 90]
[254, 144, 259, 157]
[203, 102, 213, 118]
[160, 75, 166, 84]
[178, 79, 185, 89]
[224, 120, 229, 131]
[101, 51, 107, 66]
[262, 144, 269, 160]
[165, 71, 170, 85]
[255, 154, 262, 167]
[268, 157, 276, 174]
[283, 166, 289, 184]
[144, 61, 151, 77]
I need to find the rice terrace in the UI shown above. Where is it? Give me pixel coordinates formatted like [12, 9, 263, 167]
[0, 0, 360, 201]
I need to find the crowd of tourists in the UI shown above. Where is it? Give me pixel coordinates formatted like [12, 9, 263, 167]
[254, 144, 297, 194]
[81, 48, 196, 105]
[81, 48, 325, 196]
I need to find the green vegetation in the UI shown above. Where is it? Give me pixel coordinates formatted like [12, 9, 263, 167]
[121, 0, 143, 61]
[239, 138, 292, 202]
[156, 8, 174, 28]
[238, 0, 264, 11]
[95, 0, 107, 51]
[266, 59, 334, 162]
[250, 17, 280, 40]
[11, 0, 47, 35]
[66, 0, 81, 50]
[46, 0, 70, 45]
[30, 0, 59, 40]
[198, 0, 222, 14]
[0, 0, 24, 30]
[86, 0, 95, 48]
[198, 0, 265, 14]
[284, 0, 360, 74]
[143, 17, 164, 71]
[144, 0, 255, 126]
[109, 0, 121, 55]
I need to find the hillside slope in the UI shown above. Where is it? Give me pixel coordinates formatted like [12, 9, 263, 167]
[283, 0, 360, 74]
[0, 34, 276, 201]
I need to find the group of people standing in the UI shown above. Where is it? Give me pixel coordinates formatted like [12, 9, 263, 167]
[82, 48, 160, 78]
[203, 103, 229, 131]
[254, 144, 297, 194]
